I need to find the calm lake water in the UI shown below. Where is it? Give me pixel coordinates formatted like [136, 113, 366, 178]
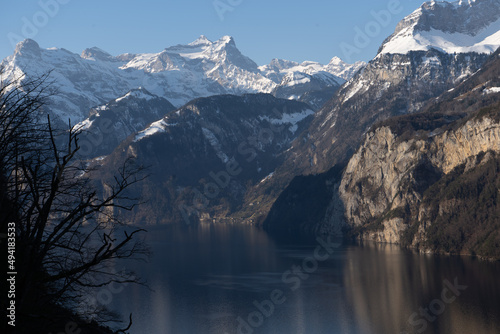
[110, 223, 500, 334]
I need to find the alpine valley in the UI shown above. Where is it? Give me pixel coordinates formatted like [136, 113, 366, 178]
[2, 0, 500, 261]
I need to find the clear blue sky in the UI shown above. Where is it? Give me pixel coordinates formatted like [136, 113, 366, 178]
[1, 0, 426, 65]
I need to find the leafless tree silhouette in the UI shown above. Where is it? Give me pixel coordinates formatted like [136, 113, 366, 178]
[1, 70, 149, 333]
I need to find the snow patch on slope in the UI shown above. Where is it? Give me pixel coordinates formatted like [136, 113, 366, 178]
[261, 109, 314, 125]
[115, 89, 156, 102]
[260, 109, 315, 133]
[483, 87, 500, 94]
[135, 119, 177, 142]
[202, 127, 230, 163]
[75, 118, 95, 131]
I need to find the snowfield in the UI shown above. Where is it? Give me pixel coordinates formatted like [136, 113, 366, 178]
[379, 0, 500, 56]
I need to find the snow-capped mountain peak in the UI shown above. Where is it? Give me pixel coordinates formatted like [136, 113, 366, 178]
[378, 0, 500, 56]
[259, 56, 365, 82]
[328, 56, 344, 65]
[1, 36, 364, 124]
[123, 35, 259, 73]
[325, 57, 366, 80]
[218, 35, 235, 45]
[14, 38, 41, 58]
[188, 35, 212, 46]
[81, 47, 115, 61]
[266, 58, 300, 71]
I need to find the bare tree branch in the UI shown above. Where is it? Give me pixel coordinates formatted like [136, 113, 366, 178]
[1, 69, 149, 333]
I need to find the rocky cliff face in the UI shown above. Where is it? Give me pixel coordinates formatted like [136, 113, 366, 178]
[334, 64, 500, 258]
[261, 0, 500, 241]
[253, 49, 489, 225]
[337, 47, 500, 255]
[307, 50, 489, 172]
[264, 41, 500, 258]
[340, 114, 500, 230]
[339, 110, 500, 258]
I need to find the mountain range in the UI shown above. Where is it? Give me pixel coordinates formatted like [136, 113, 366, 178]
[262, 0, 500, 258]
[1, 0, 500, 258]
[97, 94, 315, 224]
[246, 0, 500, 225]
[0, 36, 363, 124]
